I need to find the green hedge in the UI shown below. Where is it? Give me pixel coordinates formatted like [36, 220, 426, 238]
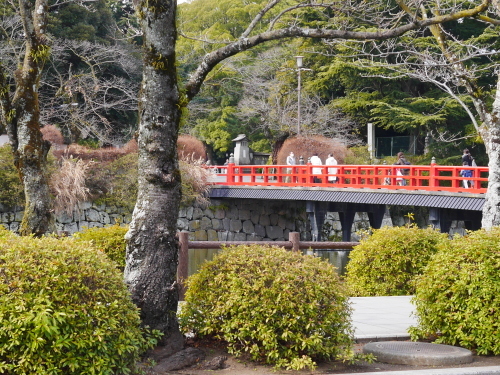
[73, 224, 128, 270]
[410, 228, 500, 354]
[345, 225, 448, 296]
[179, 244, 355, 370]
[0, 228, 160, 374]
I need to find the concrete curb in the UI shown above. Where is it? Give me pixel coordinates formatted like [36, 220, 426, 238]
[334, 366, 500, 375]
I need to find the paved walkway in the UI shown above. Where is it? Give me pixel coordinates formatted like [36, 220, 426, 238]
[351, 295, 416, 342]
[348, 296, 500, 375]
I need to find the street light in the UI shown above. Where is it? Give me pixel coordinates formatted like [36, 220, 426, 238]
[295, 56, 311, 136]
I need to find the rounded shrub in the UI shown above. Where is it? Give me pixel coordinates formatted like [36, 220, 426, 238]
[345, 225, 448, 296]
[73, 224, 128, 270]
[178, 244, 354, 370]
[0, 228, 160, 375]
[410, 228, 500, 354]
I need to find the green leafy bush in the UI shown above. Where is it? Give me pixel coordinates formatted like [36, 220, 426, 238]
[410, 228, 500, 354]
[0, 228, 160, 375]
[0, 145, 24, 208]
[178, 244, 354, 370]
[345, 225, 447, 296]
[73, 224, 128, 270]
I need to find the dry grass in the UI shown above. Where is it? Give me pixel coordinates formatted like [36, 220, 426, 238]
[276, 135, 348, 165]
[178, 134, 206, 161]
[41, 125, 65, 145]
[50, 156, 90, 216]
[180, 153, 213, 208]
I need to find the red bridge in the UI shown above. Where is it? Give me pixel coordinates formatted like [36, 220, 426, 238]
[209, 162, 488, 194]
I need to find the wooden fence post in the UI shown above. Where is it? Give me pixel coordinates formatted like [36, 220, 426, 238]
[289, 231, 300, 252]
[178, 231, 189, 301]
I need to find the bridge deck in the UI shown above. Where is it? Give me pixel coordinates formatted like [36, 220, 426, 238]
[210, 185, 485, 211]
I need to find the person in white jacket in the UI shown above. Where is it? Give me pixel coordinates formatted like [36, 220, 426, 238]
[310, 153, 323, 183]
[325, 153, 338, 183]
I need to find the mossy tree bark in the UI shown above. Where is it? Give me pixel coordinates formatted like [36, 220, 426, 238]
[124, 0, 183, 348]
[0, 0, 54, 236]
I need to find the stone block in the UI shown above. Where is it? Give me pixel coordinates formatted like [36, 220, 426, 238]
[88, 222, 103, 228]
[9, 222, 19, 232]
[239, 209, 251, 221]
[109, 214, 123, 225]
[211, 219, 222, 230]
[207, 229, 218, 241]
[189, 220, 201, 231]
[250, 212, 260, 225]
[179, 207, 187, 218]
[222, 218, 230, 231]
[79, 221, 90, 230]
[92, 203, 106, 211]
[85, 209, 100, 222]
[270, 213, 279, 226]
[57, 211, 73, 224]
[227, 206, 239, 219]
[193, 208, 204, 220]
[177, 218, 189, 231]
[217, 231, 230, 241]
[259, 214, 270, 226]
[277, 215, 287, 229]
[285, 219, 296, 231]
[246, 233, 262, 241]
[79, 202, 92, 210]
[242, 220, 254, 234]
[64, 222, 79, 234]
[266, 225, 283, 239]
[203, 208, 214, 219]
[254, 224, 266, 237]
[233, 232, 246, 241]
[230, 219, 242, 232]
[74, 209, 86, 222]
[99, 212, 110, 225]
[213, 208, 225, 219]
[123, 214, 132, 224]
[185, 206, 194, 220]
[194, 230, 208, 241]
[200, 217, 212, 230]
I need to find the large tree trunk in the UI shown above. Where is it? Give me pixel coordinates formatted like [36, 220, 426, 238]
[124, 0, 184, 349]
[0, 0, 55, 236]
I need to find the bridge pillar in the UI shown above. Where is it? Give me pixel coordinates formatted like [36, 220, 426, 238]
[306, 201, 329, 241]
[330, 203, 386, 242]
[429, 208, 482, 234]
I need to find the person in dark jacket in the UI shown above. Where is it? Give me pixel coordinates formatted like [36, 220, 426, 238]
[394, 152, 410, 186]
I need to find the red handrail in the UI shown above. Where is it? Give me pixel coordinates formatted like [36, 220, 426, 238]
[207, 163, 488, 194]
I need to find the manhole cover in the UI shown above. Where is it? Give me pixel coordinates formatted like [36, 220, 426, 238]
[363, 341, 473, 366]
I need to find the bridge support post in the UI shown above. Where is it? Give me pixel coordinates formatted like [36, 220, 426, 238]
[306, 201, 328, 241]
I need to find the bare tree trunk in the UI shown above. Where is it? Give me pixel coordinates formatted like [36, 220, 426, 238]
[481, 79, 500, 229]
[0, 0, 55, 236]
[124, 0, 184, 349]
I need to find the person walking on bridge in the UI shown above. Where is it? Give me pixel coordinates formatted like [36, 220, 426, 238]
[325, 153, 338, 183]
[310, 153, 323, 183]
[394, 152, 410, 186]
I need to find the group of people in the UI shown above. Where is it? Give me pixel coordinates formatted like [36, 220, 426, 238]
[286, 152, 338, 183]
[285, 148, 475, 188]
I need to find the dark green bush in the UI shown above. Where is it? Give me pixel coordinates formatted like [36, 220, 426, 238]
[410, 228, 500, 354]
[0, 228, 160, 374]
[73, 224, 128, 270]
[178, 244, 354, 370]
[345, 225, 448, 296]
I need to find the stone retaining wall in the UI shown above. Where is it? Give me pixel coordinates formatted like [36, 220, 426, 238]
[0, 199, 467, 239]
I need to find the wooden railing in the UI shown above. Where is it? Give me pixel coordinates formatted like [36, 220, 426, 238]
[207, 163, 488, 194]
[177, 231, 359, 299]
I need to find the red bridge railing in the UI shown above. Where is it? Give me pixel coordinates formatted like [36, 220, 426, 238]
[208, 163, 488, 194]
